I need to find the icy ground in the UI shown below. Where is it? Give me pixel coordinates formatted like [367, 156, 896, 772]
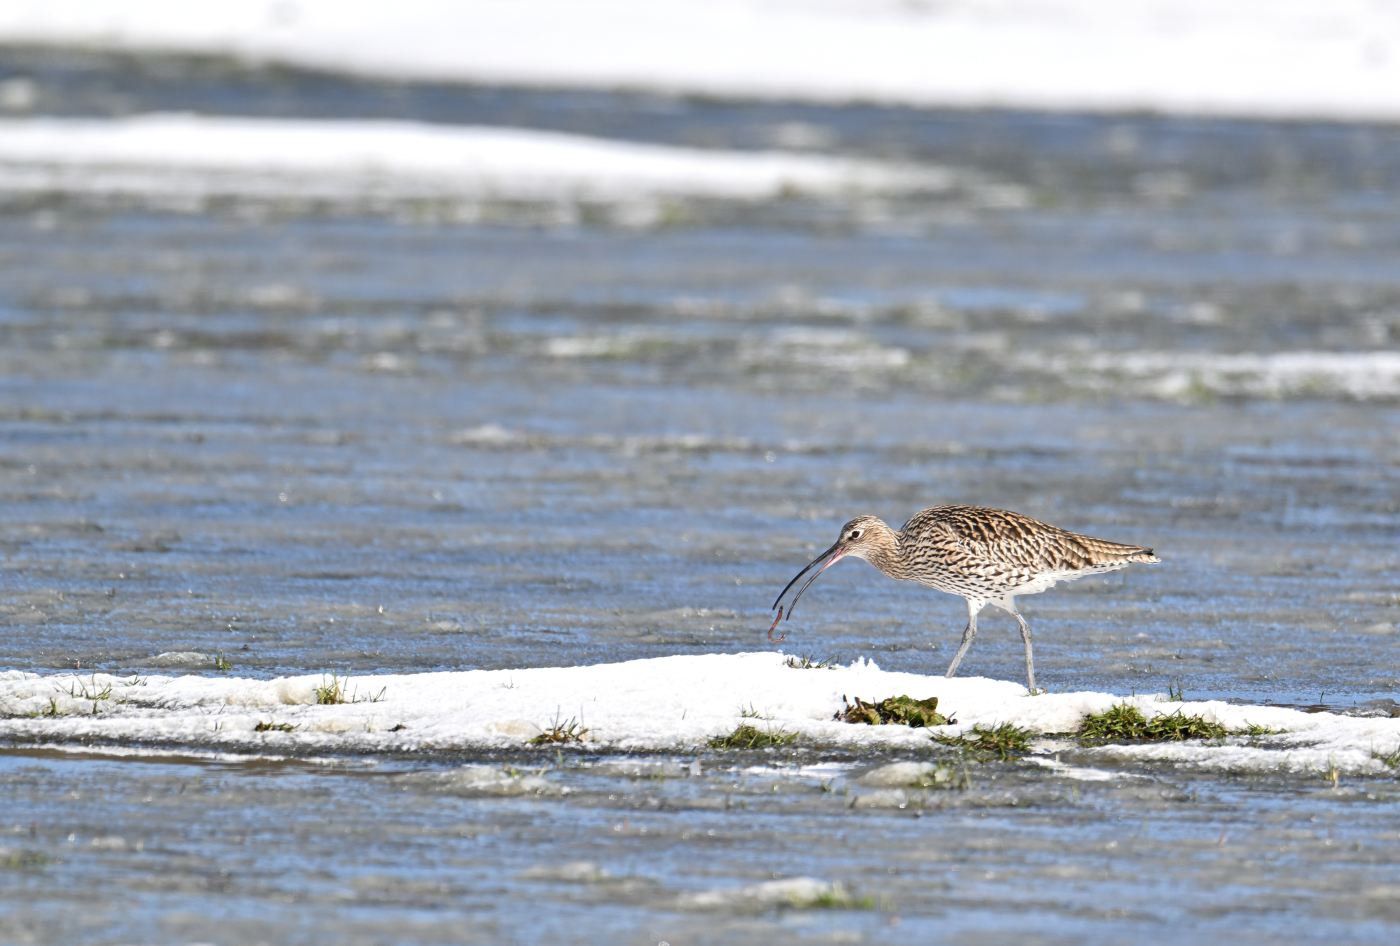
[4, 653, 1398, 778]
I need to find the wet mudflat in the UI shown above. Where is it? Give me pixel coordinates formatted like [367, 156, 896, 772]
[2, 50, 1400, 943]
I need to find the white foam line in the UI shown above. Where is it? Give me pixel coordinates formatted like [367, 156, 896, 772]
[3, 654, 1398, 778]
[0, 114, 943, 202]
[1, 1, 1398, 120]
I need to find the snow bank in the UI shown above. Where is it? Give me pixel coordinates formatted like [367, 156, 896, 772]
[0, 1, 1397, 120]
[0, 114, 940, 203]
[2, 652, 1397, 778]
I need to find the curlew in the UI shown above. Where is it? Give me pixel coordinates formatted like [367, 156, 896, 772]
[768, 505, 1159, 692]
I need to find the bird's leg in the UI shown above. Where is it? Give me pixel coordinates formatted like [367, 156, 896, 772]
[944, 600, 980, 678]
[1011, 609, 1039, 694]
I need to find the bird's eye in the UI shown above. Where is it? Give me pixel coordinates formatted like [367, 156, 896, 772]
[849, 530, 862, 540]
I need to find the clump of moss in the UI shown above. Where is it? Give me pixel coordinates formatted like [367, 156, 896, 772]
[933, 723, 1032, 760]
[254, 721, 295, 733]
[708, 724, 797, 750]
[1078, 704, 1228, 745]
[837, 695, 946, 728]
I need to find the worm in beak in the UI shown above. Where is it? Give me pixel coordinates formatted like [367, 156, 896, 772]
[767, 540, 847, 641]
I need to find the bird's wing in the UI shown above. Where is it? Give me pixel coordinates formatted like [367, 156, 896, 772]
[903, 505, 1157, 583]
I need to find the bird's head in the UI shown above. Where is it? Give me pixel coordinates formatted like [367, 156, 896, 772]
[830, 515, 898, 563]
[767, 515, 897, 641]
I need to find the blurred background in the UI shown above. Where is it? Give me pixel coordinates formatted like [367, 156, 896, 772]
[2, 0, 1399, 700]
[5, 4, 1400, 945]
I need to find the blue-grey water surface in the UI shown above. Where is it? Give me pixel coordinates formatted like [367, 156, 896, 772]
[2, 48, 1399, 945]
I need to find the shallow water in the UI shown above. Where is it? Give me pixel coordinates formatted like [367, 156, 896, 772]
[4, 748, 1400, 945]
[2, 49, 1399, 943]
[3, 215, 1397, 704]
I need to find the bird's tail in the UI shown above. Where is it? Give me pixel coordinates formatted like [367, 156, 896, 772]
[1077, 535, 1160, 565]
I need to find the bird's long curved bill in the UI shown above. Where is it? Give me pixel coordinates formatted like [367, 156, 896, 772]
[768, 541, 845, 641]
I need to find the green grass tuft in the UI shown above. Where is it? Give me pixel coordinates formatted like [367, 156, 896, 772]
[837, 695, 946, 728]
[213, 652, 234, 672]
[784, 654, 839, 670]
[254, 721, 295, 733]
[1, 849, 51, 870]
[708, 723, 797, 750]
[1371, 746, 1400, 769]
[1078, 704, 1228, 744]
[312, 673, 385, 705]
[529, 710, 590, 745]
[68, 676, 112, 702]
[314, 673, 348, 705]
[807, 886, 880, 910]
[933, 722, 1032, 760]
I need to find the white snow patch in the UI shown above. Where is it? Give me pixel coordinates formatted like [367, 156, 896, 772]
[856, 761, 950, 787]
[678, 876, 846, 909]
[2, 655, 1397, 778]
[0, 2, 1398, 120]
[519, 861, 612, 883]
[1029, 756, 1137, 782]
[0, 114, 943, 203]
[136, 651, 217, 668]
[405, 764, 560, 797]
[591, 759, 694, 779]
[1025, 350, 1400, 401]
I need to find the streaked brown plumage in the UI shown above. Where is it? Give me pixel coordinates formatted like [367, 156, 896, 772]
[769, 505, 1160, 692]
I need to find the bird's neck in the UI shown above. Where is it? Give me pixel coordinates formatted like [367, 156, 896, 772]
[865, 528, 910, 580]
